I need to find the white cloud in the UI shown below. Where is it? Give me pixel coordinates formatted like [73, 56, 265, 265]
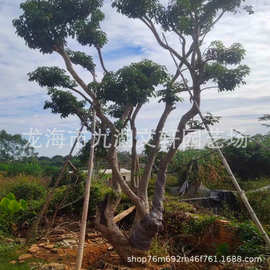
[0, 0, 270, 155]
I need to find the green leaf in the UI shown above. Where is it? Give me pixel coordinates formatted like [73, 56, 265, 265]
[19, 199, 28, 210]
[13, 0, 105, 54]
[44, 88, 87, 118]
[7, 200, 21, 215]
[28, 67, 77, 89]
[0, 197, 10, 211]
[6, 193, 16, 201]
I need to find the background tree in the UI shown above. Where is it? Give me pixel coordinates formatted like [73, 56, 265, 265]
[220, 134, 270, 179]
[13, 0, 251, 263]
[0, 130, 36, 161]
[259, 114, 270, 127]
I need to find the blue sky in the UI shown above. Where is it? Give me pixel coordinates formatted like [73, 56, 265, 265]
[0, 0, 270, 156]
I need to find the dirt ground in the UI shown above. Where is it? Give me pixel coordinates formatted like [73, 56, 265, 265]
[10, 217, 269, 270]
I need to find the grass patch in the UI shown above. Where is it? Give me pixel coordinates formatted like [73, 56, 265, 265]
[0, 239, 30, 270]
[0, 161, 42, 178]
[164, 197, 196, 213]
[239, 190, 270, 225]
[182, 214, 217, 235]
[239, 178, 270, 191]
[0, 175, 47, 199]
[150, 236, 169, 264]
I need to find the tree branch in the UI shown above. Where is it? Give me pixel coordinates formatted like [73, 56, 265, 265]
[140, 17, 193, 73]
[150, 90, 200, 217]
[201, 10, 226, 42]
[71, 87, 93, 104]
[200, 86, 218, 92]
[130, 103, 143, 190]
[109, 145, 141, 208]
[120, 105, 133, 125]
[55, 46, 94, 98]
[96, 47, 108, 74]
[149, 30, 202, 217]
[138, 103, 174, 199]
[55, 46, 117, 133]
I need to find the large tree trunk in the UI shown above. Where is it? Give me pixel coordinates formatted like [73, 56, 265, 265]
[129, 164, 166, 251]
[95, 168, 167, 265]
[95, 192, 148, 266]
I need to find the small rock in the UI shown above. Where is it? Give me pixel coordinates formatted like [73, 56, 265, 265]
[63, 239, 77, 247]
[9, 260, 17, 264]
[28, 244, 39, 253]
[87, 233, 97, 239]
[44, 244, 55, 249]
[29, 262, 42, 269]
[61, 234, 75, 240]
[59, 239, 75, 248]
[18, 254, 33, 261]
[107, 246, 114, 251]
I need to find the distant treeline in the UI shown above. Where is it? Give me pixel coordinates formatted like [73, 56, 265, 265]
[1, 129, 270, 181]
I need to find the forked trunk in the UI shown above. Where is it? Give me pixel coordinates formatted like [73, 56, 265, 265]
[95, 168, 167, 265]
[130, 166, 166, 250]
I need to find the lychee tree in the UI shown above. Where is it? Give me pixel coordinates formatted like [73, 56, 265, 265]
[14, 0, 251, 263]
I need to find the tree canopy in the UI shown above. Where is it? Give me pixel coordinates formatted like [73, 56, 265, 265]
[0, 130, 36, 161]
[259, 114, 270, 127]
[13, 0, 106, 54]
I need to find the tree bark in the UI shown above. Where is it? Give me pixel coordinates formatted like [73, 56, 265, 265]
[130, 104, 142, 190]
[95, 190, 147, 266]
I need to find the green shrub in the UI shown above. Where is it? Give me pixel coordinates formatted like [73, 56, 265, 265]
[17, 198, 45, 226]
[235, 190, 270, 225]
[235, 222, 266, 257]
[50, 182, 105, 217]
[164, 199, 195, 213]
[246, 191, 270, 225]
[48, 171, 85, 187]
[221, 134, 270, 179]
[0, 175, 46, 199]
[87, 184, 104, 217]
[7, 182, 45, 201]
[42, 165, 59, 178]
[5, 162, 42, 177]
[0, 193, 27, 233]
[239, 178, 270, 191]
[215, 243, 230, 257]
[0, 163, 9, 172]
[0, 177, 47, 228]
[182, 215, 217, 235]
